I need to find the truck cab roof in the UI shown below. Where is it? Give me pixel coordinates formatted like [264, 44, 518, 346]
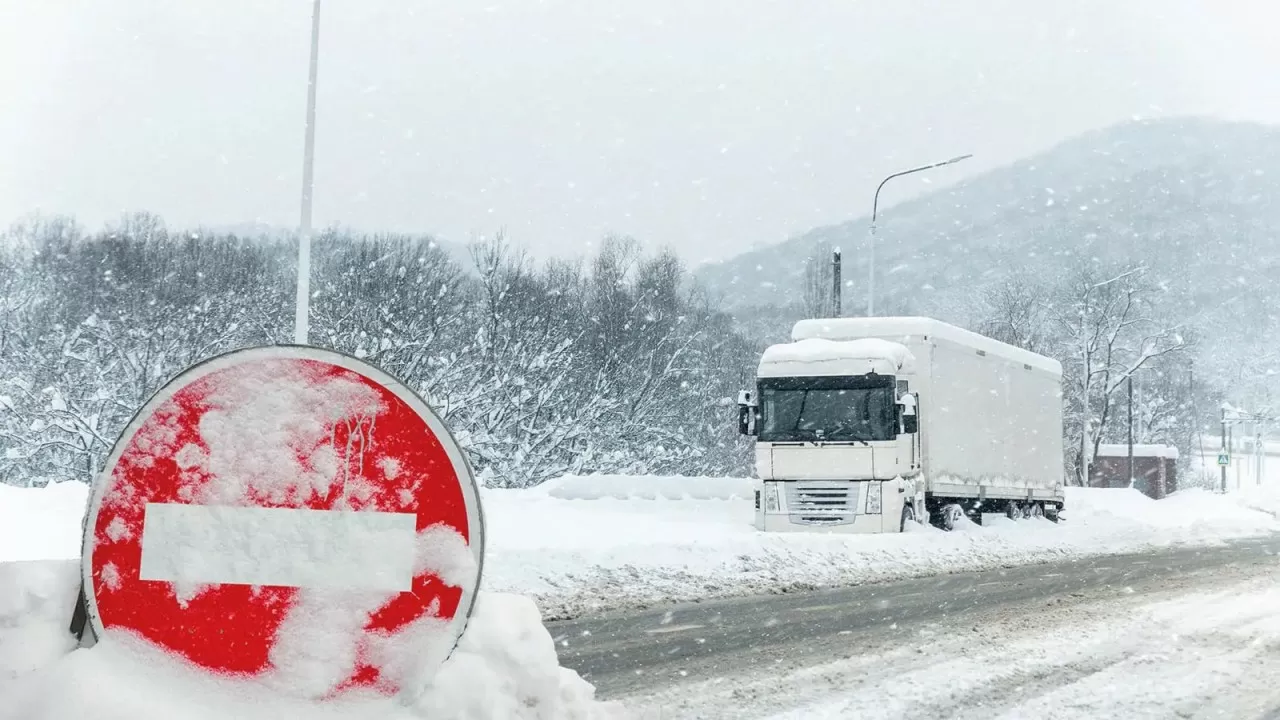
[790, 316, 1062, 377]
[758, 337, 915, 378]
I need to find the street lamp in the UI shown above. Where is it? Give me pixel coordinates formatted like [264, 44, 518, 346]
[295, 0, 322, 345]
[867, 153, 973, 317]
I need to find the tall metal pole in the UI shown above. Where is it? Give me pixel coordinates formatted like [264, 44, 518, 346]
[1231, 422, 1238, 490]
[1257, 426, 1264, 486]
[1127, 375, 1134, 489]
[867, 222, 876, 317]
[868, 154, 972, 317]
[295, 0, 321, 345]
[1221, 408, 1228, 494]
[831, 248, 842, 317]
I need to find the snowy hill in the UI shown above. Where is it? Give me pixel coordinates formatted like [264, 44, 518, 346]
[697, 116, 1280, 332]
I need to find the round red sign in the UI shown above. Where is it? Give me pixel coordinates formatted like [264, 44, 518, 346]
[80, 346, 484, 700]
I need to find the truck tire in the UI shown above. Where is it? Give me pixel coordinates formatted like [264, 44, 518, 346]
[1006, 501, 1022, 521]
[942, 503, 964, 531]
[900, 503, 916, 532]
[1030, 502, 1045, 519]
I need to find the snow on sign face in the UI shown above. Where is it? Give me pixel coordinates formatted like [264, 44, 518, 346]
[80, 346, 484, 702]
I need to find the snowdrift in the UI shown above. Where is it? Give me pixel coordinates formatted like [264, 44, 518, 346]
[0, 482, 87, 562]
[0, 557, 624, 719]
[481, 480, 1280, 618]
[531, 474, 754, 501]
[0, 560, 80, 682]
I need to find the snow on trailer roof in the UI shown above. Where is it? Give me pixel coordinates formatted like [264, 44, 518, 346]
[791, 316, 1063, 377]
[1096, 444, 1180, 460]
[758, 337, 915, 378]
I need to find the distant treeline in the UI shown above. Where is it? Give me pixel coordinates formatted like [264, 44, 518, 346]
[1, 212, 1249, 490]
[0, 213, 755, 487]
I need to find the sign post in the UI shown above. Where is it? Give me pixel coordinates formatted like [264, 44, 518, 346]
[80, 346, 483, 701]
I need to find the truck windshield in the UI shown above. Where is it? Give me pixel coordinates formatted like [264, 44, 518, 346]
[758, 376, 897, 443]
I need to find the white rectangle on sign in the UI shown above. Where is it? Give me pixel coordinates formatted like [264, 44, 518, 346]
[140, 503, 418, 592]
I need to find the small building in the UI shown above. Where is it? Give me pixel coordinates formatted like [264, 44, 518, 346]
[1089, 444, 1179, 500]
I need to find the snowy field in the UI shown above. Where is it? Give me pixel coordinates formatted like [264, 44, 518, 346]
[6, 476, 1280, 621]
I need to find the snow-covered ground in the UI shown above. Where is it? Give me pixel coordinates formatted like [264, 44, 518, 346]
[484, 475, 1280, 618]
[0, 557, 625, 720]
[6, 477, 1280, 621]
[0, 482, 626, 719]
[626, 564, 1280, 719]
[5, 476, 1280, 718]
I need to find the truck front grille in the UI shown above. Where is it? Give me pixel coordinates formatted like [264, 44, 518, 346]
[785, 482, 857, 525]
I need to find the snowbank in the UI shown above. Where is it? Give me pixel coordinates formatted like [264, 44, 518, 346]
[0, 481, 88, 561]
[0, 558, 624, 720]
[0, 482, 626, 717]
[0, 560, 80, 682]
[531, 474, 755, 501]
[480, 482, 1280, 619]
[1232, 483, 1280, 519]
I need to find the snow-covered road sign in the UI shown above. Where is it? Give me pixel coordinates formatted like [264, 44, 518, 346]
[80, 345, 484, 700]
[1218, 453, 1231, 466]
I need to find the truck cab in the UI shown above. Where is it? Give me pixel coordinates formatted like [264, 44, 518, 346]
[739, 336, 925, 532]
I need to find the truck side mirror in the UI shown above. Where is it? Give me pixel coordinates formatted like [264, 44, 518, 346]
[898, 392, 918, 435]
[902, 413, 918, 435]
[737, 390, 757, 436]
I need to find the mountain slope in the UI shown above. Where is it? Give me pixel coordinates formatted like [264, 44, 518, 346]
[697, 116, 1280, 334]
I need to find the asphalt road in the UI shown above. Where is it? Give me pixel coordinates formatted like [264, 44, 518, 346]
[547, 535, 1280, 698]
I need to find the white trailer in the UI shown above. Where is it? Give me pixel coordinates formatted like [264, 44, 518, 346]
[738, 317, 1065, 532]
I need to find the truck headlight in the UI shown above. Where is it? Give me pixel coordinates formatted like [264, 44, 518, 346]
[765, 485, 780, 512]
[866, 482, 882, 515]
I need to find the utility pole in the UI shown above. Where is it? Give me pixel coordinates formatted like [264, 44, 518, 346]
[831, 248, 842, 317]
[1257, 425, 1264, 486]
[295, 0, 322, 345]
[868, 153, 973, 317]
[1221, 407, 1228, 494]
[1127, 375, 1135, 489]
[1232, 421, 1239, 490]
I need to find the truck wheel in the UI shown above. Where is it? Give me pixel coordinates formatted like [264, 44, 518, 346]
[942, 503, 964, 531]
[1005, 501, 1022, 521]
[1030, 503, 1045, 519]
[900, 503, 916, 532]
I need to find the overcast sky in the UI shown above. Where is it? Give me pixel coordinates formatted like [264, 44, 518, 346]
[3, 0, 1278, 264]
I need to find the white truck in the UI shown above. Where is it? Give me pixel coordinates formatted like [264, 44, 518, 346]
[738, 317, 1065, 532]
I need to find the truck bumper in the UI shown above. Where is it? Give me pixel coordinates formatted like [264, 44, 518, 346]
[754, 478, 917, 533]
[757, 511, 898, 533]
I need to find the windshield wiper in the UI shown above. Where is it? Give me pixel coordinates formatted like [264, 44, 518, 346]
[832, 423, 872, 446]
[788, 391, 811, 433]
